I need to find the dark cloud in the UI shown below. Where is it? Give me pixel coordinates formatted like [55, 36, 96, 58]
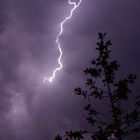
[0, 0, 9, 33]
[0, 0, 139, 139]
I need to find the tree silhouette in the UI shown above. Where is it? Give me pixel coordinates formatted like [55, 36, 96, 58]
[54, 33, 140, 140]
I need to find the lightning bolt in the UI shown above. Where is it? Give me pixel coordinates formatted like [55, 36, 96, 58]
[43, 0, 82, 83]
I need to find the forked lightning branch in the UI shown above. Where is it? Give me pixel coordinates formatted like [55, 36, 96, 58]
[43, 0, 82, 83]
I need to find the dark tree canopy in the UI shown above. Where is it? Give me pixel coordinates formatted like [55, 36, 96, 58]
[54, 33, 140, 140]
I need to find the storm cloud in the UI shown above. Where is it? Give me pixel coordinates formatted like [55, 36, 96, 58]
[0, 0, 139, 139]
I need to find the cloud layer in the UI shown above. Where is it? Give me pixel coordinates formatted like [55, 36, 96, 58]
[0, 0, 140, 139]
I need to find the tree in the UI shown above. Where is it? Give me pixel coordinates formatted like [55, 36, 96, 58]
[54, 33, 140, 140]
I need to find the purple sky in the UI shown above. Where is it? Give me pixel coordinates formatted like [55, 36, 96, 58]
[0, 0, 140, 139]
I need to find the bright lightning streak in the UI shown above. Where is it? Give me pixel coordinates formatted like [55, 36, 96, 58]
[43, 0, 82, 83]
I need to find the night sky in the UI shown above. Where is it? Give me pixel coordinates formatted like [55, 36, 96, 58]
[0, 0, 140, 139]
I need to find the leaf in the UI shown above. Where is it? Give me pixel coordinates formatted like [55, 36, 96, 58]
[54, 135, 62, 140]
